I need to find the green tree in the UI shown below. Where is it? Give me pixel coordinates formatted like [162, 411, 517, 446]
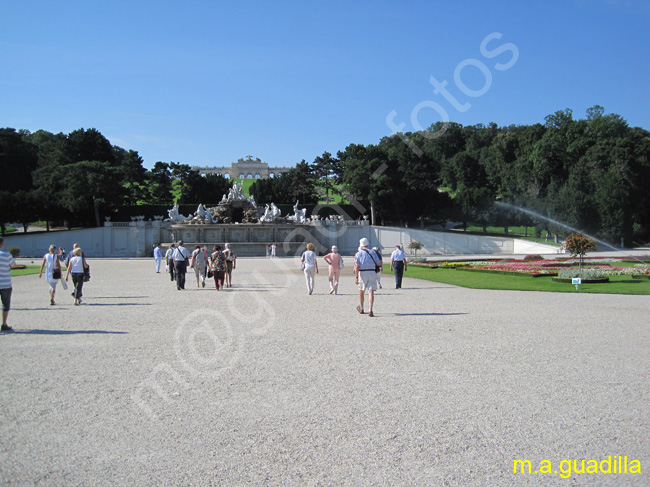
[310, 152, 341, 203]
[57, 161, 126, 226]
[288, 160, 318, 205]
[66, 128, 115, 164]
[148, 162, 173, 204]
[0, 128, 38, 193]
[169, 162, 192, 204]
[184, 171, 232, 204]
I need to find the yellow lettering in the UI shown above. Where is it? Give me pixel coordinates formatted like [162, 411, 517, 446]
[513, 460, 531, 474]
[573, 460, 585, 474]
[600, 456, 612, 473]
[559, 460, 572, 478]
[539, 460, 552, 474]
[586, 460, 598, 473]
[629, 460, 641, 473]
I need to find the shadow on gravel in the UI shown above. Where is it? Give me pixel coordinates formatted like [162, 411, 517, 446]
[92, 296, 150, 299]
[393, 312, 468, 316]
[12, 308, 68, 311]
[5, 329, 128, 335]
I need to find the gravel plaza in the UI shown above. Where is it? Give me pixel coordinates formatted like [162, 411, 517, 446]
[1, 257, 648, 486]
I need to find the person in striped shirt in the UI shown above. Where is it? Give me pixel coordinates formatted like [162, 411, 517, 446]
[0, 237, 21, 331]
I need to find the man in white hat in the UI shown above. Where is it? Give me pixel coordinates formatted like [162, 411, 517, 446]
[354, 237, 381, 317]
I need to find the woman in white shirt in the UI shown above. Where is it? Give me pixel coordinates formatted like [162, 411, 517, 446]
[301, 242, 319, 295]
[38, 244, 63, 305]
[65, 247, 89, 306]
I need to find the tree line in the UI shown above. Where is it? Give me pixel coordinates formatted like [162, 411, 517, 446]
[2, 105, 649, 244]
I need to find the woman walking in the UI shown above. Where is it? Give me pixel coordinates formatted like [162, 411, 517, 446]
[65, 247, 88, 306]
[190, 245, 208, 288]
[323, 245, 344, 295]
[210, 245, 227, 291]
[301, 243, 319, 295]
[38, 244, 63, 305]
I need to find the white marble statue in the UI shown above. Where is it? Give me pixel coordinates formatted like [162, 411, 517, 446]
[291, 200, 307, 223]
[167, 204, 188, 222]
[195, 204, 209, 220]
[261, 204, 271, 222]
[227, 182, 245, 201]
[271, 203, 281, 220]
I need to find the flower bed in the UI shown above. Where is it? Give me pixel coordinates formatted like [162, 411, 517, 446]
[456, 267, 556, 278]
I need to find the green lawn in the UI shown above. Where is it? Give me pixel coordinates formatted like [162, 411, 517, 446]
[403, 265, 650, 295]
[11, 265, 43, 277]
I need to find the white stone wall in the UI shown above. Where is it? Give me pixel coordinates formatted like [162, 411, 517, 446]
[4, 222, 558, 258]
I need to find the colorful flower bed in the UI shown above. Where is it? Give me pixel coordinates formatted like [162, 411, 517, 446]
[409, 257, 649, 278]
[456, 258, 649, 277]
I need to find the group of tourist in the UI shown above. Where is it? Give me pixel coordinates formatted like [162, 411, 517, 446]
[0, 238, 90, 330]
[39, 242, 90, 306]
[159, 241, 236, 291]
[0, 234, 409, 333]
[299, 238, 408, 317]
[266, 243, 277, 258]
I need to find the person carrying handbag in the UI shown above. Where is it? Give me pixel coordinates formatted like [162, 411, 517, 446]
[65, 247, 89, 306]
[39, 244, 64, 305]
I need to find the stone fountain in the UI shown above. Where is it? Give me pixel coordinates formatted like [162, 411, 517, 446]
[166, 183, 315, 256]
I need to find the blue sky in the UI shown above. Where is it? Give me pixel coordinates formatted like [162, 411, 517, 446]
[2, 0, 649, 169]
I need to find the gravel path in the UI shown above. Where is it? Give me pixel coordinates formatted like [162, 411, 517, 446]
[1, 257, 648, 486]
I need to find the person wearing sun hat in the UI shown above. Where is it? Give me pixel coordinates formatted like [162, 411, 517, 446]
[354, 237, 381, 317]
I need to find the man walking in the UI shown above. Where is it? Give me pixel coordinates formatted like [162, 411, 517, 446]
[153, 243, 163, 273]
[0, 237, 20, 331]
[165, 244, 176, 281]
[354, 238, 381, 317]
[390, 245, 408, 289]
[173, 240, 190, 290]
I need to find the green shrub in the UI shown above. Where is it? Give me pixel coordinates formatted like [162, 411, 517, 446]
[558, 268, 605, 279]
[524, 254, 543, 261]
[7, 247, 20, 258]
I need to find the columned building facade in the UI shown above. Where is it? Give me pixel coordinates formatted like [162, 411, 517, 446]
[192, 155, 291, 179]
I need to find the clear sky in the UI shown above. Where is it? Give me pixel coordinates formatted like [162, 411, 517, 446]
[2, 0, 649, 170]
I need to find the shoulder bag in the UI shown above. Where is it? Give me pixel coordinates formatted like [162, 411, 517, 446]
[363, 249, 381, 273]
[51, 255, 62, 280]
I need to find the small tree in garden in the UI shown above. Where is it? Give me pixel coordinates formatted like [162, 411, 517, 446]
[408, 241, 423, 257]
[565, 232, 596, 275]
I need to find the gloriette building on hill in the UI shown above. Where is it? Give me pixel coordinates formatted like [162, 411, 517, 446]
[192, 155, 292, 179]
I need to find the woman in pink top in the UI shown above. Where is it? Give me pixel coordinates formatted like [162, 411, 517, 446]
[323, 245, 344, 295]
